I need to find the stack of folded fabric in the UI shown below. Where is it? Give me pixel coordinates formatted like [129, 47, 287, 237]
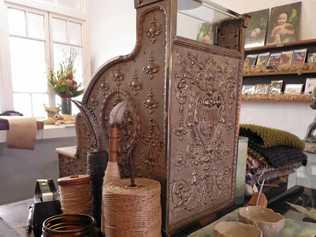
[240, 124, 307, 191]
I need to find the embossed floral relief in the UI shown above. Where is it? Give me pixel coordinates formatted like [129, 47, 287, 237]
[146, 15, 162, 43]
[79, 8, 166, 179]
[169, 46, 241, 224]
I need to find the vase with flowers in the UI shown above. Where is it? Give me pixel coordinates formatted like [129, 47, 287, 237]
[48, 51, 84, 115]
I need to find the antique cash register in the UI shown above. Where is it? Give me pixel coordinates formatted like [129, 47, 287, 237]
[74, 0, 245, 235]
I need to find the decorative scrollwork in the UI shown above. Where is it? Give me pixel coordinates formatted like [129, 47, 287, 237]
[112, 69, 125, 87]
[141, 118, 163, 174]
[170, 46, 241, 220]
[129, 70, 143, 95]
[171, 180, 192, 209]
[144, 89, 159, 114]
[146, 16, 161, 43]
[100, 81, 110, 91]
[143, 52, 160, 80]
[174, 118, 188, 140]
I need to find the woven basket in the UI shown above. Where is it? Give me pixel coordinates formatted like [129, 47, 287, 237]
[103, 178, 162, 237]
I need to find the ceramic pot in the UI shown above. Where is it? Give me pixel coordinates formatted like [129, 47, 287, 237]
[238, 206, 285, 237]
[61, 97, 72, 115]
[213, 221, 262, 237]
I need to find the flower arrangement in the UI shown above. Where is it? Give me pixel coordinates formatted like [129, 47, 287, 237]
[48, 50, 84, 98]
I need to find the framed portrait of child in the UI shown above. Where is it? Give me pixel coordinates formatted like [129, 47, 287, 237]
[244, 9, 269, 49]
[267, 2, 301, 45]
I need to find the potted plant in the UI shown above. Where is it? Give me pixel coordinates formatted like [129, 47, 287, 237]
[48, 51, 84, 115]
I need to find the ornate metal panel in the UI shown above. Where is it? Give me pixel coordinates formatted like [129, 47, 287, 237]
[81, 4, 168, 182]
[74, 0, 244, 235]
[168, 42, 242, 231]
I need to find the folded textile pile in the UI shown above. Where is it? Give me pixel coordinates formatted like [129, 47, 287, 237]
[240, 124, 307, 189]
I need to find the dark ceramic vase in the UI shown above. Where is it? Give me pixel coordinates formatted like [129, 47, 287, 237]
[87, 150, 108, 228]
[61, 97, 72, 115]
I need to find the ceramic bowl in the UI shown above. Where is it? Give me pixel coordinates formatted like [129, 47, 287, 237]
[238, 206, 285, 237]
[213, 221, 262, 237]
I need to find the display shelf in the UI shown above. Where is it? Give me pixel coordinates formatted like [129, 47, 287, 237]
[241, 94, 312, 103]
[243, 69, 316, 77]
[243, 38, 316, 99]
[245, 39, 316, 53]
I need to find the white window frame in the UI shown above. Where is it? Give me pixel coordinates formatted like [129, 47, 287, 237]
[0, 0, 90, 115]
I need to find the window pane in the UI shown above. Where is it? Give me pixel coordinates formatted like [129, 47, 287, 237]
[68, 21, 82, 45]
[52, 18, 67, 43]
[9, 37, 47, 93]
[27, 13, 45, 39]
[32, 93, 49, 117]
[56, 0, 82, 9]
[13, 93, 32, 116]
[53, 44, 83, 85]
[8, 8, 26, 36]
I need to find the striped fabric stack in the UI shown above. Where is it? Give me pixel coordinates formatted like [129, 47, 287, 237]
[240, 124, 307, 193]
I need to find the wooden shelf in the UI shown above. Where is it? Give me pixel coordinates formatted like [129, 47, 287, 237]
[245, 39, 316, 53]
[244, 69, 316, 77]
[241, 94, 312, 103]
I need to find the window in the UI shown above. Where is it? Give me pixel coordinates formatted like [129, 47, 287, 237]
[8, 7, 49, 117]
[3, 0, 88, 117]
[51, 15, 84, 109]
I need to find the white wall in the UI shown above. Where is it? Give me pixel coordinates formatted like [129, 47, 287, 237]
[213, 0, 316, 40]
[87, 0, 136, 73]
[87, 0, 316, 138]
[213, 0, 316, 138]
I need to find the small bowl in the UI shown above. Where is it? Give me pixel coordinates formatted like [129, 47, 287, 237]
[213, 221, 262, 237]
[238, 206, 285, 237]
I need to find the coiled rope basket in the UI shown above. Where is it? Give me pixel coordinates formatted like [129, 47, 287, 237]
[103, 178, 162, 237]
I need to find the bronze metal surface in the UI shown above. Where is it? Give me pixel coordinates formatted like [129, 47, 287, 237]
[75, 0, 244, 235]
[168, 41, 242, 232]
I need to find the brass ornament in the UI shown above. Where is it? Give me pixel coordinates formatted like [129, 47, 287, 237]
[129, 70, 143, 95]
[143, 52, 160, 80]
[146, 16, 162, 43]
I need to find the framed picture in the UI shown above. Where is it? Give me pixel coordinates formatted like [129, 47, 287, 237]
[280, 51, 294, 66]
[256, 52, 270, 67]
[196, 23, 212, 44]
[267, 53, 281, 67]
[244, 9, 269, 49]
[244, 54, 258, 67]
[242, 85, 256, 95]
[269, 80, 283, 94]
[293, 49, 307, 64]
[254, 84, 270, 95]
[284, 84, 303, 94]
[304, 78, 316, 95]
[267, 2, 301, 45]
[308, 52, 316, 64]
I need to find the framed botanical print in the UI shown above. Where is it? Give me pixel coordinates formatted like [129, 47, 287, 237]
[244, 9, 269, 49]
[267, 2, 301, 45]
